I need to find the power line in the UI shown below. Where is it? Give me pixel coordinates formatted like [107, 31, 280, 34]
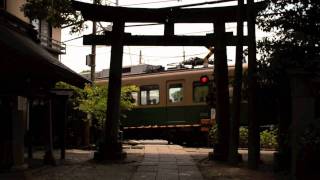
[103, 0, 117, 5]
[121, 0, 181, 7]
[63, 23, 161, 43]
[92, 49, 207, 59]
[162, 0, 236, 9]
[122, 51, 206, 58]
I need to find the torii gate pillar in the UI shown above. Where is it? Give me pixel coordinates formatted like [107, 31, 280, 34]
[94, 20, 126, 160]
[212, 20, 230, 161]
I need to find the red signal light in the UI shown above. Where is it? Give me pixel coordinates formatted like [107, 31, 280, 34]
[200, 75, 209, 85]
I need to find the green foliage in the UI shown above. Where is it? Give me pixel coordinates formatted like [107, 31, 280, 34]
[208, 125, 278, 149]
[260, 128, 278, 149]
[55, 81, 85, 107]
[22, 0, 86, 33]
[257, 0, 320, 76]
[208, 124, 218, 145]
[78, 85, 107, 126]
[55, 82, 138, 128]
[239, 127, 248, 148]
[120, 85, 139, 117]
[77, 84, 138, 127]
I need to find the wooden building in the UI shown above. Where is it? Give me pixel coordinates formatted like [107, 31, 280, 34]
[0, 0, 90, 170]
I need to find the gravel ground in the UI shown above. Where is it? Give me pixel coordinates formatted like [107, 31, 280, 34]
[184, 147, 284, 180]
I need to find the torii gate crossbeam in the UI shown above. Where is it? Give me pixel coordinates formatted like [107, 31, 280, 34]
[72, 1, 265, 23]
[83, 33, 249, 46]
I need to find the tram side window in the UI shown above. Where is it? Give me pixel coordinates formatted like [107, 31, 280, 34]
[193, 82, 209, 103]
[131, 92, 138, 105]
[140, 85, 160, 105]
[168, 83, 183, 103]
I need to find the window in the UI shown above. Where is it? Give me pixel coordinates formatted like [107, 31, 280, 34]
[0, 0, 5, 9]
[168, 83, 183, 103]
[131, 92, 138, 105]
[31, 19, 40, 32]
[193, 81, 209, 103]
[140, 85, 160, 105]
[122, 67, 131, 73]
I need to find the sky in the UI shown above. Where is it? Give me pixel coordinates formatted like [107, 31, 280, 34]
[60, 0, 269, 73]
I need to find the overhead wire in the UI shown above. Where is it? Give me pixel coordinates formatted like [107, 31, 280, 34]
[63, 0, 237, 42]
[63, 23, 162, 43]
[121, 0, 182, 7]
[162, 0, 236, 9]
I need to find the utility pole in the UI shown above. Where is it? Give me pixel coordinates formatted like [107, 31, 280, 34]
[183, 47, 186, 62]
[139, 50, 142, 64]
[91, 0, 97, 82]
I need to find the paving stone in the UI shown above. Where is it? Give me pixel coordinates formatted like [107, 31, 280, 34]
[4, 143, 205, 180]
[158, 164, 178, 170]
[137, 165, 157, 172]
[157, 161, 177, 165]
[140, 161, 158, 166]
[143, 158, 159, 162]
[159, 158, 176, 162]
[156, 170, 179, 180]
[177, 161, 195, 165]
[131, 172, 156, 180]
[178, 165, 198, 171]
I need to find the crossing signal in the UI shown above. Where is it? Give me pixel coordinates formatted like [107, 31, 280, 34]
[200, 75, 209, 85]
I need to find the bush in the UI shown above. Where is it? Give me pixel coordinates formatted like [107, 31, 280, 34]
[260, 128, 278, 149]
[239, 127, 248, 148]
[208, 124, 218, 146]
[208, 125, 278, 149]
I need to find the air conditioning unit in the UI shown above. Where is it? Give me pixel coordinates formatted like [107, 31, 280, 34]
[86, 54, 93, 66]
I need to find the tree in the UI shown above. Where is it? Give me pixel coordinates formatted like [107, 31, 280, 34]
[22, 0, 87, 33]
[257, 0, 320, 70]
[55, 82, 138, 128]
[77, 84, 138, 128]
[256, 0, 320, 172]
[257, 0, 320, 129]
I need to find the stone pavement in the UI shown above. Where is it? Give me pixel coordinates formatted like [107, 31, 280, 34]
[131, 144, 203, 180]
[0, 142, 204, 180]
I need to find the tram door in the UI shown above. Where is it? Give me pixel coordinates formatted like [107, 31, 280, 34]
[166, 80, 186, 125]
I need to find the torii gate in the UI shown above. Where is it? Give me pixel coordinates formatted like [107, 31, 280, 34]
[73, 0, 265, 166]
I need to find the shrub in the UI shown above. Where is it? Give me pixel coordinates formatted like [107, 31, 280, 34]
[208, 124, 218, 146]
[260, 128, 278, 149]
[239, 127, 248, 148]
[208, 125, 278, 149]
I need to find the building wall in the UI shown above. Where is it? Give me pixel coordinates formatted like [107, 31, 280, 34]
[6, 0, 28, 23]
[5, 0, 64, 56]
[52, 27, 61, 42]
